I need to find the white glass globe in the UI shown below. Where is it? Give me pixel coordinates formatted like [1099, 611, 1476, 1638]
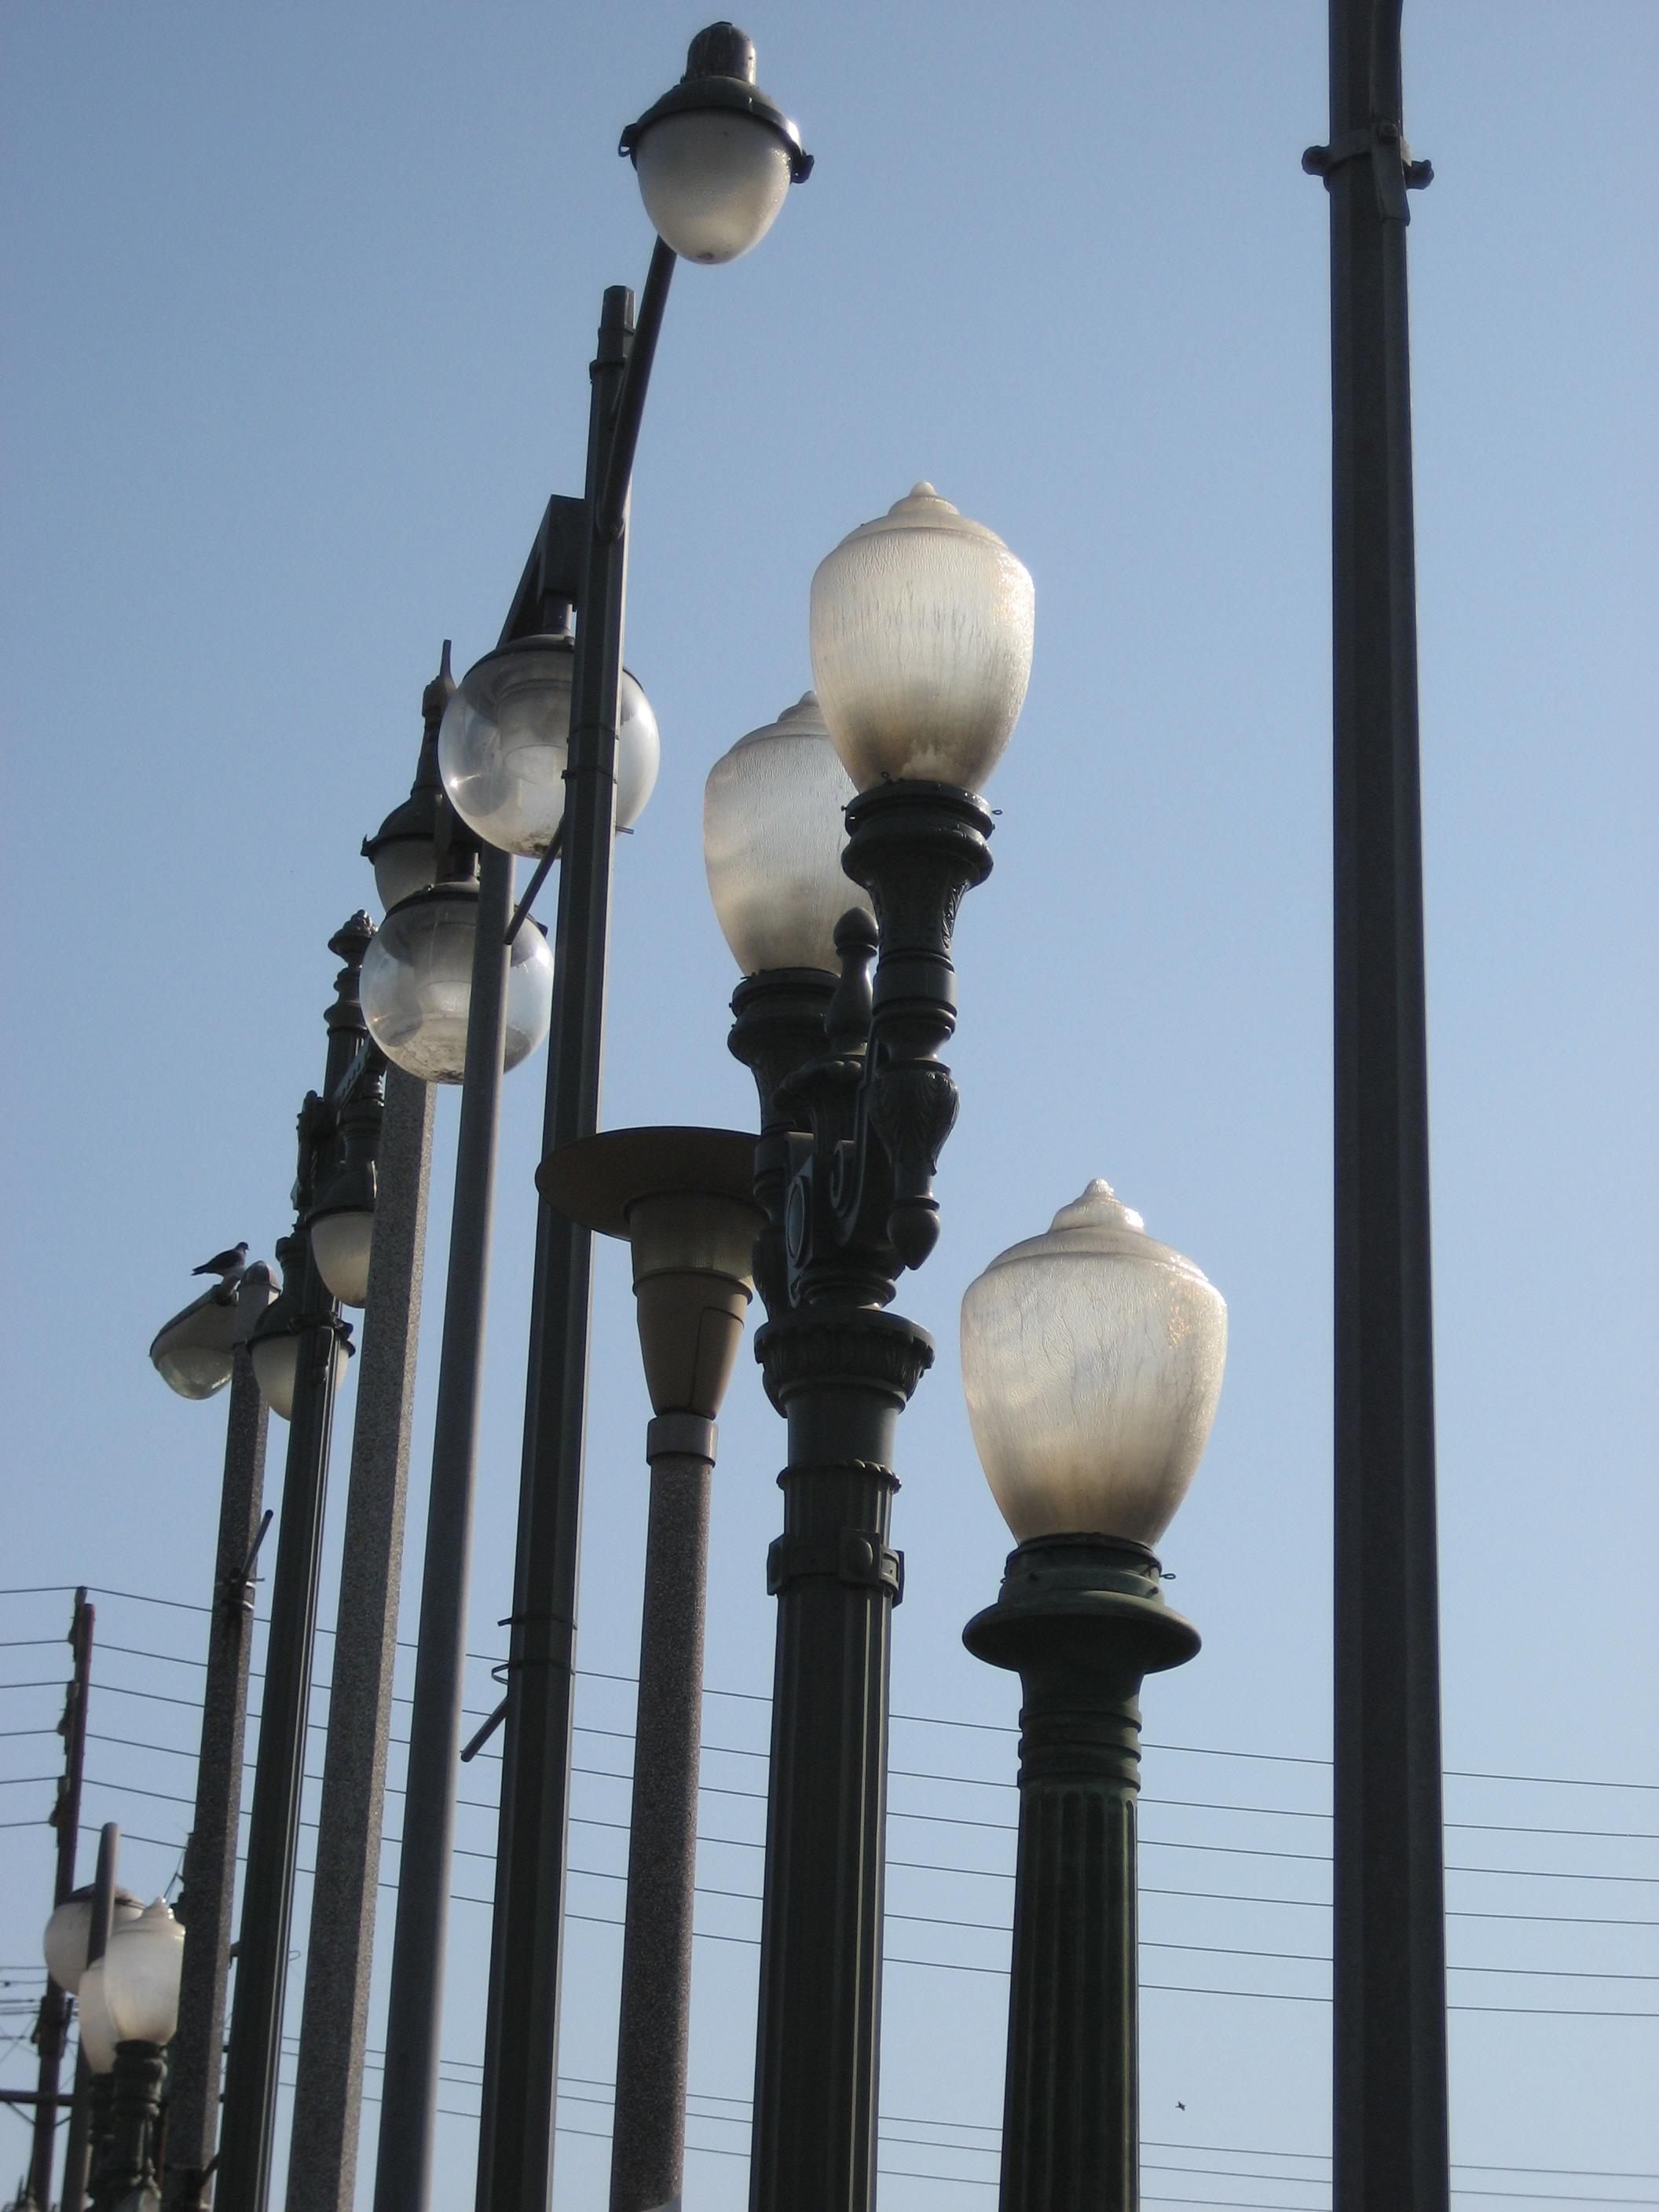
[102, 1898, 184, 2045]
[370, 834, 441, 916]
[309, 1209, 375, 1309]
[810, 483, 1035, 794]
[77, 1958, 117, 2074]
[360, 884, 555, 1086]
[251, 1328, 353, 1422]
[635, 110, 793, 263]
[702, 692, 873, 974]
[960, 1181, 1226, 1547]
[438, 638, 659, 859]
[43, 1890, 142, 1995]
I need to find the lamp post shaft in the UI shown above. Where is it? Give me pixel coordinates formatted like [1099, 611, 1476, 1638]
[289, 1060, 438, 2212]
[371, 845, 512, 2212]
[163, 1358, 269, 2212]
[609, 1432, 712, 2212]
[217, 921, 368, 2212]
[747, 1309, 931, 2212]
[1318, 3, 1449, 2206]
[478, 262, 672, 2212]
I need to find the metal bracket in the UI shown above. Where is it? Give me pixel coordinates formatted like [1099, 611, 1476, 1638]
[1302, 122, 1432, 222]
[767, 1531, 903, 1602]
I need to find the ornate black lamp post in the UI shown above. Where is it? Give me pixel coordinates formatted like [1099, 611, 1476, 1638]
[704, 485, 1035, 2212]
[86, 1899, 186, 2212]
[959, 1182, 1226, 2210]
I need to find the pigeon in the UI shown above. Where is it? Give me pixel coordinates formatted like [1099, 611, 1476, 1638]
[193, 1241, 249, 1286]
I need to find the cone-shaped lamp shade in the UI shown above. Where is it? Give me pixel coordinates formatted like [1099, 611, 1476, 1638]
[702, 692, 871, 974]
[960, 1181, 1225, 1547]
[360, 884, 555, 1086]
[810, 484, 1035, 794]
[102, 1897, 185, 2045]
[438, 636, 658, 859]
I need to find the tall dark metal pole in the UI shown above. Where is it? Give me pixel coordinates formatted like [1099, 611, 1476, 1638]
[291, 1059, 437, 2212]
[370, 844, 512, 2212]
[1306, 5, 1448, 2207]
[25, 1590, 92, 2211]
[476, 240, 674, 2212]
[216, 916, 369, 2212]
[163, 1357, 269, 2212]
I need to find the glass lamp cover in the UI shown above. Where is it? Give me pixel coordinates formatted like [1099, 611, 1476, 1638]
[809, 483, 1035, 794]
[102, 1898, 185, 2045]
[438, 639, 659, 858]
[251, 1330, 351, 1422]
[960, 1181, 1226, 1547]
[360, 885, 555, 1085]
[42, 1892, 142, 1995]
[309, 1209, 375, 1308]
[77, 1959, 117, 2074]
[371, 835, 441, 916]
[635, 110, 793, 262]
[152, 1342, 234, 1400]
[702, 692, 873, 974]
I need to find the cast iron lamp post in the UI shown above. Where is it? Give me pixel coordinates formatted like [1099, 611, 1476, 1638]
[706, 483, 1035, 2212]
[959, 1182, 1226, 2211]
[537, 1126, 761, 2212]
[91, 1899, 185, 2212]
[452, 28, 813, 2212]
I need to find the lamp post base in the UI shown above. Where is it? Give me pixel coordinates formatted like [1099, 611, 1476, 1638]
[965, 1536, 1199, 2212]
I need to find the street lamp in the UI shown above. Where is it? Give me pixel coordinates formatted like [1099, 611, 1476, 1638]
[538, 1126, 760, 2212]
[359, 881, 555, 1086]
[96, 1898, 184, 2210]
[148, 1265, 277, 1399]
[961, 1181, 1225, 2211]
[473, 27, 813, 2212]
[710, 485, 1032, 2212]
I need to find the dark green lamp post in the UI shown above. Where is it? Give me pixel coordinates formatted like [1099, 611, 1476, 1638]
[960, 1181, 1227, 2211]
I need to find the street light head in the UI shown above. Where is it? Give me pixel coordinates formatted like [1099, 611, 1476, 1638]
[148, 1264, 278, 1399]
[309, 1168, 377, 1309]
[960, 1181, 1226, 1547]
[810, 484, 1035, 793]
[76, 1957, 118, 2074]
[621, 24, 811, 265]
[247, 1256, 354, 1419]
[360, 880, 555, 1086]
[703, 691, 873, 975]
[42, 1886, 143, 1996]
[438, 634, 659, 859]
[101, 1897, 185, 2047]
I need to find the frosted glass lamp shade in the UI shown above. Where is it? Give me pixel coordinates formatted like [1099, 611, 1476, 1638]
[148, 1267, 277, 1401]
[702, 692, 872, 974]
[810, 484, 1035, 793]
[251, 1328, 352, 1422]
[960, 1181, 1226, 1547]
[438, 636, 659, 859]
[42, 1889, 142, 1994]
[361, 884, 555, 1085]
[309, 1208, 375, 1309]
[635, 112, 792, 262]
[102, 1898, 184, 2045]
[77, 1960, 117, 2074]
[370, 834, 441, 916]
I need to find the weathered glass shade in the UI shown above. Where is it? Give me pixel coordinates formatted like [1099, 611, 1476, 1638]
[148, 1267, 277, 1400]
[370, 834, 443, 916]
[702, 692, 872, 974]
[309, 1207, 375, 1309]
[809, 483, 1035, 793]
[76, 1959, 117, 2074]
[960, 1181, 1226, 1547]
[42, 1889, 142, 1995]
[101, 1898, 184, 2045]
[635, 111, 792, 262]
[438, 636, 659, 859]
[359, 883, 555, 1086]
[250, 1328, 352, 1423]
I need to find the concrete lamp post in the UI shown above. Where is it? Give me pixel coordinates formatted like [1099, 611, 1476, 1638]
[537, 1124, 761, 2212]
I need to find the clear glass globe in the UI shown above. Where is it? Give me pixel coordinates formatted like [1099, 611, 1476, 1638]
[635, 110, 793, 263]
[360, 882, 555, 1085]
[438, 636, 659, 858]
[703, 692, 872, 973]
[810, 484, 1035, 793]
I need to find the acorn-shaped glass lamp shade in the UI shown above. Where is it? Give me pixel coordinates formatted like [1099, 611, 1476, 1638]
[309, 1183, 375, 1309]
[809, 484, 1035, 794]
[438, 636, 659, 859]
[702, 692, 873, 974]
[77, 1959, 117, 2074]
[621, 24, 809, 266]
[960, 1182, 1226, 1547]
[250, 1325, 353, 1423]
[42, 1888, 143, 1995]
[360, 882, 555, 1085]
[102, 1898, 184, 2046]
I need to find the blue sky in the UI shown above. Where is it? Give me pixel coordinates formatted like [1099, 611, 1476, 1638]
[2, 5, 1654, 2207]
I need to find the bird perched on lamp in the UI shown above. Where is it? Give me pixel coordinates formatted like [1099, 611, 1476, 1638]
[192, 1242, 249, 1299]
